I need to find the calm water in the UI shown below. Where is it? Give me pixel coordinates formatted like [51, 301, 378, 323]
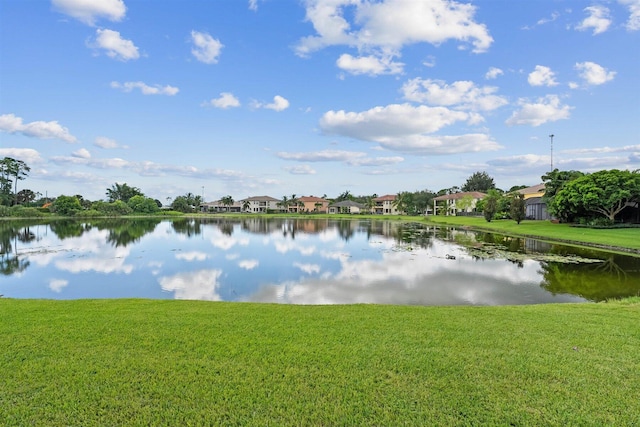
[1, 218, 639, 305]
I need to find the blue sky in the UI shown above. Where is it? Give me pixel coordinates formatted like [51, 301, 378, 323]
[1, 0, 639, 202]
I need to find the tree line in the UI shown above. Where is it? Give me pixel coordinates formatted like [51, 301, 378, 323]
[1, 156, 638, 224]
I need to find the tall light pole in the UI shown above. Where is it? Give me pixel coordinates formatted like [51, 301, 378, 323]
[549, 134, 555, 171]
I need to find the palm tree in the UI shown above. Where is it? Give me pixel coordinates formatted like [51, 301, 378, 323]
[277, 195, 290, 212]
[242, 199, 251, 213]
[221, 195, 234, 212]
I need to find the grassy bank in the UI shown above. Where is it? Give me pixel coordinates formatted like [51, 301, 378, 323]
[2, 299, 639, 426]
[425, 215, 640, 253]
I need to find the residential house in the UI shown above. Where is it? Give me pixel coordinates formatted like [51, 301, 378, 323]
[241, 195, 281, 213]
[201, 200, 242, 213]
[516, 184, 549, 220]
[373, 194, 402, 215]
[432, 191, 486, 216]
[289, 196, 330, 213]
[328, 200, 365, 214]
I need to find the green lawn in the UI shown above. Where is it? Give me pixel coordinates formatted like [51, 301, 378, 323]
[425, 215, 640, 253]
[2, 299, 639, 426]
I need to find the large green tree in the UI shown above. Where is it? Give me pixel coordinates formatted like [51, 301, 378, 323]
[462, 171, 495, 193]
[541, 169, 584, 220]
[106, 183, 144, 203]
[0, 157, 30, 206]
[552, 169, 640, 222]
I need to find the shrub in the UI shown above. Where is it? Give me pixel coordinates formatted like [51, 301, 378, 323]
[75, 209, 102, 218]
[8, 206, 45, 218]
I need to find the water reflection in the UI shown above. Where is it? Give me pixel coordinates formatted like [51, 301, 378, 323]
[1, 218, 638, 305]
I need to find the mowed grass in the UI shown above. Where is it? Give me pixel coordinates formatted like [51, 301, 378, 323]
[1, 299, 639, 426]
[425, 216, 640, 252]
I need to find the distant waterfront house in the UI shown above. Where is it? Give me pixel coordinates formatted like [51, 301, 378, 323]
[373, 194, 402, 215]
[201, 200, 242, 213]
[292, 196, 330, 213]
[328, 200, 365, 214]
[517, 184, 549, 220]
[433, 192, 486, 216]
[241, 196, 281, 213]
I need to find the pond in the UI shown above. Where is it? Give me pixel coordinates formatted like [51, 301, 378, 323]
[1, 218, 639, 305]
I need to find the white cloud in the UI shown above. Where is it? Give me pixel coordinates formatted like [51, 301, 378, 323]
[575, 61, 616, 85]
[49, 279, 69, 293]
[485, 67, 503, 80]
[94, 136, 125, 149]
[176, 251, 209, 261]
[159, 269, 222, 301]
[0, 113, 77, 143]
[203, 92, 241, 109]
[278, 150, 404, 167]
[401, 78, 508, 111]
[72, 148, 91, 159]
[252, 95, 290, 111]
[283, 165, 317, 175]
[506, 95, 572, 127]
[295, 0, 492, 76]
[348, 156, 404, 166]
[111, 81, 179, 96]
[277, 149, 366, 163]
[319, 103, 501, 155]
[90, 29, 139, 61]
[296, 0, 492, 56]
[528, 65, 558, 87]
[190, 31, 223, 64]
[561, 144, 640, 155]
[294, 262, 321, 275]
[238, 259, 259, 270]
[321, 103, 467, 138]
[248, 0, 262, 11]
[576, 5, 611, 35]
[52, 0, 126, 26]
[0, 148, 43, 164]
[619, 0, 640, 31]
[336, 54, 403, 75]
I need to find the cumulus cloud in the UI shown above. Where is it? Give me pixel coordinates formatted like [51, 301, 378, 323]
[52, 0, 126, 26]
[94, 136, 126, 149]
[191, 31, 223, 64]
[528, 65, 558, 87]
[575, 5, 611, 35]
[238, 259, 259, 270]
[0, 148, 43, 164]
[296, 0, 492, 75]
[49, 279, 69, 293]
[202, 92, 241, 109]
[575, 61, 616, 85]
[485, 67, 503, 80]
[72, 148, 91, 159]
[336, 54, 404, 75]
[111, 81, 179, 95]
[176, 251, 209, 261]
[619, 0, 640, 31]
[319, 103, 500, 155]
[252, 95, 290, 111]
[159, 269, 222, 301]
[297, 0, 492, 54]
[283, 165, 317, 175]
[401, 78, 508, 111]
[89, 29, 139, 61]
[348, 156, 404, 166]
[0, 113, 77, 143]
[506, 95, 572, 127]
